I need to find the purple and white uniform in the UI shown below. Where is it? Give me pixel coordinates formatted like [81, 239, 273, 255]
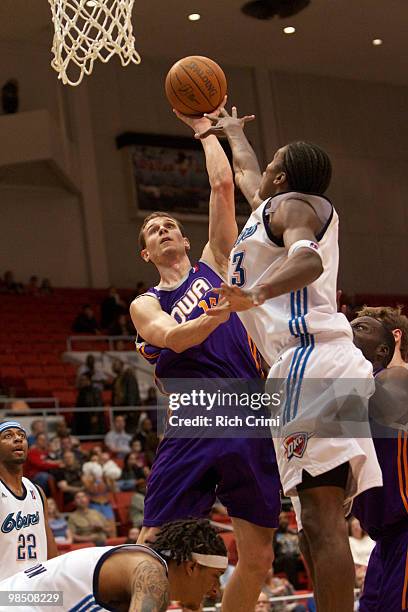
[136, 260, 281, 528]
[353, 370, 408, 611]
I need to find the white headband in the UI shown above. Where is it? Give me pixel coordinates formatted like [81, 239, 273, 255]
[191, 553, 228, 570]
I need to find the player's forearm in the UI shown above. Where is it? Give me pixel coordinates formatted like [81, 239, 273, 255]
[164, 314, 224, 353]
[224, 125, 262, 195]
[201, 134, 233, 189]
[259, 251, 323, 300]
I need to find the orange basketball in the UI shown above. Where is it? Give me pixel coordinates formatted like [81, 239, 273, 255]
[165, 56, 227, 116]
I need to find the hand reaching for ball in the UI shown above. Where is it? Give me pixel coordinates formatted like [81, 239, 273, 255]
[195, 105, 255, 139]
[173, 95, 227, 133]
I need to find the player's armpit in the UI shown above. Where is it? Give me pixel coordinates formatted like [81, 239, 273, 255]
[129, 559, 169, 612]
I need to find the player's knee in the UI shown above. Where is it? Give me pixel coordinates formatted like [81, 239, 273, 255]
[238, 540, 273, 575]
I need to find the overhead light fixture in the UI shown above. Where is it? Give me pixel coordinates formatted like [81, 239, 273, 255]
[372, 38, 383, 46]
[283, 26, 296, 34]
[188, 13, 201, 21]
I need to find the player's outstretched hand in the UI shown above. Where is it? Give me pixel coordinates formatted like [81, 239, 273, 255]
[207, 283, 269, 312]
[205, 295, 231, 322]
[173, 95, 227, 134]
[195, 105, 255, 140]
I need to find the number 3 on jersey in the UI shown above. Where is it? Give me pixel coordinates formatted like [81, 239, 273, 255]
[17, 533, 37, 560]
[231, 251, 246, 287]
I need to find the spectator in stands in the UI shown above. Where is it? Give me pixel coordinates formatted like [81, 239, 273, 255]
[126, 526, 140, 544]
[27, 419, 46, 446]
[101, 287, 127, 329]
[73, 374, 104, 435]
[132, 417, 159, 466]
[108, 313, 134, 337]
[82, 456, 117, 535]
[25, 432, 62, 495]
[26, 275, 39, 296]
[262, 568, 296, 612]
[117, 451, 148, 492]
[76, 354, 109, 393]
[2, 270, 23, 294]
[111, 359, 140, 409]
[348, 517, 375, 568]
[59, 434, 86, 464]
[273, 512, 303, 589]
[129, 439, 147, 466]
[143, 386, 158, 406]
[105, 414, 132, 457]
[47, 498, 73, 544]
[129, 489, 145, 528]
[39, 278, 53, 295]
[254, 592, 271, 611]
[68, 491, 112, 545]
[7, 398, 30, 414]
[72, 304, 100, 334]
[53, 450, 84, 508]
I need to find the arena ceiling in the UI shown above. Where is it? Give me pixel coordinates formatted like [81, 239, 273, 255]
[1, 0, 407, 86]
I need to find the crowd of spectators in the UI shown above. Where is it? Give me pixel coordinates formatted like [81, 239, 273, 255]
[72, 287, 136, 336]
[23, 415, 155, 549]
[0, 270, 53, 295]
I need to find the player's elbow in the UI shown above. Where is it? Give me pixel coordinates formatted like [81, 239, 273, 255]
[163, 329, 185, 353]
[210, 175, 234, 195]
[305, 251, 324, 282]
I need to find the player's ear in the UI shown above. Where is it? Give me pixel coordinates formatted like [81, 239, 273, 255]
[392, 328, 402, 344]
[184, 560, 198, 576]
[141, 248, 150, 263]
[184, 237, 191, 252]
[274, 171, 287, 186]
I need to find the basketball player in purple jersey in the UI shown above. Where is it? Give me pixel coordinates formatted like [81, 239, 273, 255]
[130, 109, 281, 612]
[351, 314, 408, 611]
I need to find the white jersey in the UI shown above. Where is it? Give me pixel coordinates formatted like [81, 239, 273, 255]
[0, 544, 168, 612]
[228, 191, 352, 364]
[0, 477, 48, 580]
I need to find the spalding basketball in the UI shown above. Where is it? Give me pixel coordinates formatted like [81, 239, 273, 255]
[165, 56, 227, 116]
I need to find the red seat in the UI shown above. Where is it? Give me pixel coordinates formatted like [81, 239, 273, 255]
[15, 353, 39, 365]
[0, 366, 24, 383]
[48, 378, 71, 390]
[21, 366, 45, 377]
[25, 378, 53, 394]
[45, 365, 66, 377]
[0, 354, 17, 365]
[52, 390, 77, 406]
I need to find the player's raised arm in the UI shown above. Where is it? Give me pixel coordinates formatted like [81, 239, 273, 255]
[197, 106, 262, 211]
[129, 558, 170, 612]
[174, 107, 237, 275]
[130, 294, 230, 354]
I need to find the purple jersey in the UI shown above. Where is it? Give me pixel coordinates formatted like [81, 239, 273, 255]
[352, 371, 408, 539]
[136, 260, 263, 381]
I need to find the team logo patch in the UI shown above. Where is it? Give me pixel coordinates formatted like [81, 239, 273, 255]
[309, 241, 319, 250]
[30, 490, 36, 500]
[283, 432, 309, 460]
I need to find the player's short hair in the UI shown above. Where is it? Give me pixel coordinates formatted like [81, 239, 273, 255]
[148, 519, 227, 566]
[282, 141, 332, 194]
[357, 305, 408, 361]
[138, 212, 185, 249]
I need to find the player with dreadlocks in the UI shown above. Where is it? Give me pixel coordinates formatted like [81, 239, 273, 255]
[196, 107, 383, 611]
[0, 518, 227, 611]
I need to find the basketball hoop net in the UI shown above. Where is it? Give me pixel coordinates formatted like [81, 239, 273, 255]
[48, 0, 141, 86]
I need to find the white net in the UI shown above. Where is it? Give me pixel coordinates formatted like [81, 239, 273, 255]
[48, 0, 141, 86]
